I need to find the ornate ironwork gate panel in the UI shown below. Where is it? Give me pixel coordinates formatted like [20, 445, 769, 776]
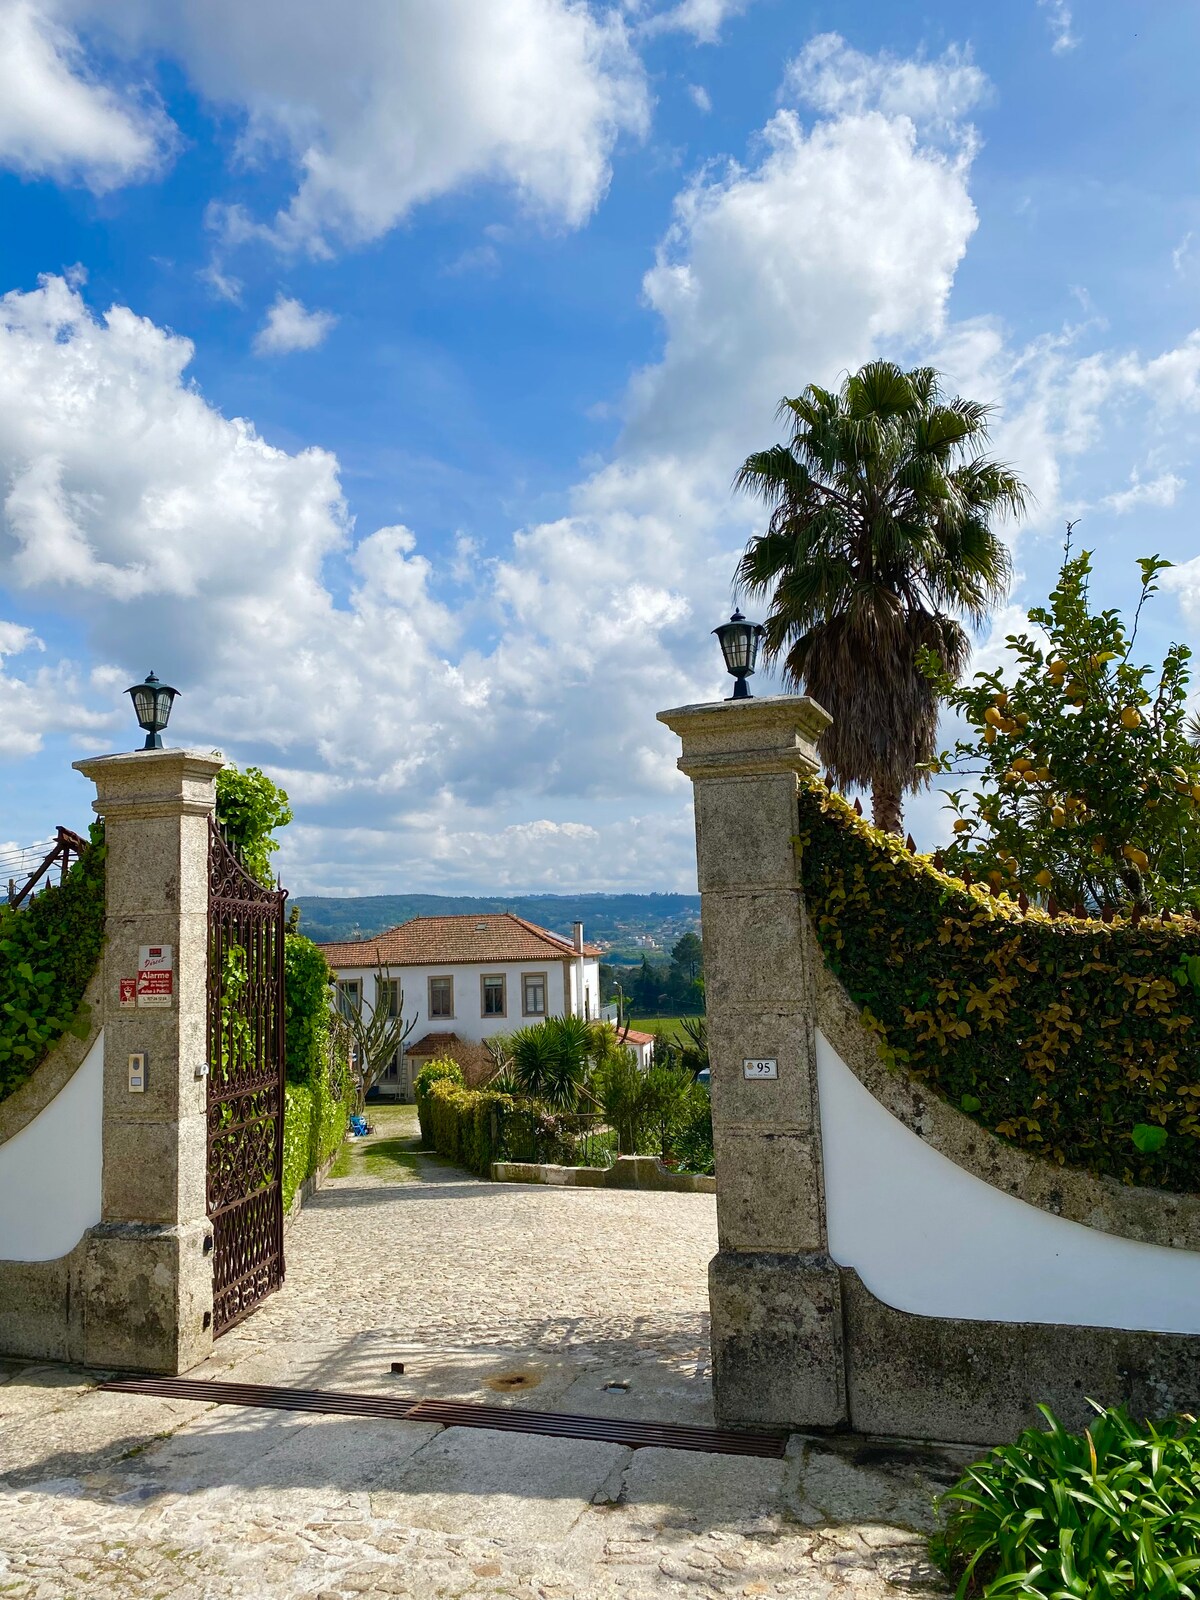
[207, 821, 288, 1335]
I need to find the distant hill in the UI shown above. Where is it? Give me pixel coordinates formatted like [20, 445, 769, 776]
[293, 892, 701, 959]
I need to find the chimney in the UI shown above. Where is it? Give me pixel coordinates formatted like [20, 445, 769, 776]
[573, 921, 584, 953]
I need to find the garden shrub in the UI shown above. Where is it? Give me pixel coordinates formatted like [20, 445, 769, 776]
[0, 827, 106, 1106]
[425, 1076, 512, 1177]
[282, 1047, 352, 1213]
[796, 778, 1200, 1192]
[931, 1404, 1200, 1598]
[280, 932, 350, 1209]
[284, 932, 335, 1087]
[672, 1093, 714, 1175]
[415, 1057, 464, 1145]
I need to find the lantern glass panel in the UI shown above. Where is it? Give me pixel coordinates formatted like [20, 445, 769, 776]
[151, 686, 174, 729]
[131, 684, 158, 727]
[722, 627, 751, 673]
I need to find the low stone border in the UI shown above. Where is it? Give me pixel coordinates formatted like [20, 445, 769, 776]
[491, 1154, 716, 1193]
[285, 1146, 342, 1226]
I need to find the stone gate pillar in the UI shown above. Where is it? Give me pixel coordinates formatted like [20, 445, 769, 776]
[72, 748, 223, 1373]
[657, 695, 847, 1429]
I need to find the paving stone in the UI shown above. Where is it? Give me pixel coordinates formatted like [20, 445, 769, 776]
[0, 1110, 949, 1598]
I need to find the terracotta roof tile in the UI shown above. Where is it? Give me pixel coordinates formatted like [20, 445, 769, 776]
[318, 912, 601, 969]
[406, 1031, 464, 1055]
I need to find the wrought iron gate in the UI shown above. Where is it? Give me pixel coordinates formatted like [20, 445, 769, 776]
[206, 820, 288, 1335]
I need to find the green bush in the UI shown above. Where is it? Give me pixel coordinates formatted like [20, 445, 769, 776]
[282, 1049, 352, 1213]
[414, 1057, 464, 1145]
[214, 764, 292, 889]
[0, 829, 106, 1106]
[932, 1404, 1200, 1598]
[796, 778, 1200, 1192]
[284, 932, 335, 1087]
[425, 1076, 512, 1176]
[672, 1093, 714, 1175]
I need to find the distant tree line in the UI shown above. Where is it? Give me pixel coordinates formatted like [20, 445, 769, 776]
[601, 931, 704, 1016]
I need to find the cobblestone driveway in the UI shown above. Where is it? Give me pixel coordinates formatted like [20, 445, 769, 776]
[0, 1110, 959, 1597]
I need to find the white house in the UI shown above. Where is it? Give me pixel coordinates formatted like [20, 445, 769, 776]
[319, 912, 603, 1099]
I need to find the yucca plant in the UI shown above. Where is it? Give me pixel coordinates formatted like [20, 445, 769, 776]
[932, 1404, 1200, 1598]
[507, 1015, 593, 1110]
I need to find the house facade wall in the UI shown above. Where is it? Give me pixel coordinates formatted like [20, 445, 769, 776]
[332, 958, 607, 1041]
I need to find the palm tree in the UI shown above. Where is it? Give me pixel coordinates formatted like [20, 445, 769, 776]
[734, 361, 1028, 833]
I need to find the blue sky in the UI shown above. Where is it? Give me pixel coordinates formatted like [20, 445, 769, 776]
[1, 0, 1199, 895]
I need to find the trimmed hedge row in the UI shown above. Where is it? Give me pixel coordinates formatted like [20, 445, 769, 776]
[283, 1056, 351, 1213]
[425, 1076, 514, 1177]
[0, 830, 106, 1106]
[281, 931, 350, 1211]
[796, 778, 1200, 1192]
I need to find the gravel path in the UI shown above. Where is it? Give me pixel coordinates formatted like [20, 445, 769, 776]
[0, 1109, 959, 1598]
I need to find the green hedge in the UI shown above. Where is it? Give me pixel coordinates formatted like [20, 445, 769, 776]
[414, 1057, 464, 1146]
[796, 779, 1200, 1192]
[281, 931, 350, 1210]
[283, 1054, 351, 1212]
[425, 1076, 513, 1177]
[0, 830, 106, 1105]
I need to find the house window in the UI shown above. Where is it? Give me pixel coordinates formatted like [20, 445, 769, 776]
[428, 975, 454, 1019]
[336, 979, 361, 1019]
[378, 977, 402, 1017]
[522, 972, 547, 1017]
[481, 974, 506, 1017]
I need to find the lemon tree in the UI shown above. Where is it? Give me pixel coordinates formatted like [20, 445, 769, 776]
[931, 546, 1200, 913]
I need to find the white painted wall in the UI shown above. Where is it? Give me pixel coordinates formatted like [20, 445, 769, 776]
[332, 958, 601, 1044]
[816, 1029, 1200, 1334]
[0, 1030, 103, 1262]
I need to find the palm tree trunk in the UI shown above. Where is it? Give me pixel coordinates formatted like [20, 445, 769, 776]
[871, 778, 903, 836]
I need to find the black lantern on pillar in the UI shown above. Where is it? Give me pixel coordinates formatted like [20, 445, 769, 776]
[126, 671, 179, 750]
[713, 610, 765, 700]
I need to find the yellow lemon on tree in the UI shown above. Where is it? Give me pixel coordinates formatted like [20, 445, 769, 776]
[1013, 757, 1033, 772]
[984, 706, 1004, 727]
[984, 725, 996, 745]
[952, 819, 972, 833]
[1035, 869, 1053, 888]
[1051, 806, 1066, 827]
[1120, 706, 1142, 730]
[1092, 836, 1106, 856]
[1123, 844, 1149, 871]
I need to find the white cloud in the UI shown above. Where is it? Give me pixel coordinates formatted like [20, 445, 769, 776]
[1100, 472, 1185, 515]
[0, 0, 169, 190]
[253, 294, 337, 356]
[1037, 0, 1079, 54]
[688, 83, 712, 114]
[640, 0, 753, 44]
[785, 33, 989, 134]
[65, 0, 649, 253]
[929, 318, 1200, 534]
[198, 264, 243, 304]
[0, 37, 1031, 887]
[626, 100, 978, 461]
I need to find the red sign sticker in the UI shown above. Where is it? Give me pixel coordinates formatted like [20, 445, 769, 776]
[137, 944, 174, 1008]
[119, 978, 137, 1009]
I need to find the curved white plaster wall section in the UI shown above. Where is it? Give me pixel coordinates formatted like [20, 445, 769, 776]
[0, 1030, 103, 1261]
[816, 1029, 1200, 1334]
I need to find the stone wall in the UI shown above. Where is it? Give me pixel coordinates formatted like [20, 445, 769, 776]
[658, 695, 1200, 1445]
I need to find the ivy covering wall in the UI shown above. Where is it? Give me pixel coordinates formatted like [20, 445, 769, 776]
[281, 931, 350, 1211]
[795, 780, 1200, 1193]
[0, 830, 106, 1107]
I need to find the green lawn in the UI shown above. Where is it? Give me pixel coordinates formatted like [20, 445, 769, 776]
[331, 1102, 423, 1182]
[627, 1015, 701, 1043]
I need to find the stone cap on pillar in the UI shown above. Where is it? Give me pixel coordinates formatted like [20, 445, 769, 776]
[73, 748, 226, 821]
[657, 695, 831, 782]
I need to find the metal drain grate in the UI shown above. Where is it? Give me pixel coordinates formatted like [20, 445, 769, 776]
[98, 1376, 787, 1458]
